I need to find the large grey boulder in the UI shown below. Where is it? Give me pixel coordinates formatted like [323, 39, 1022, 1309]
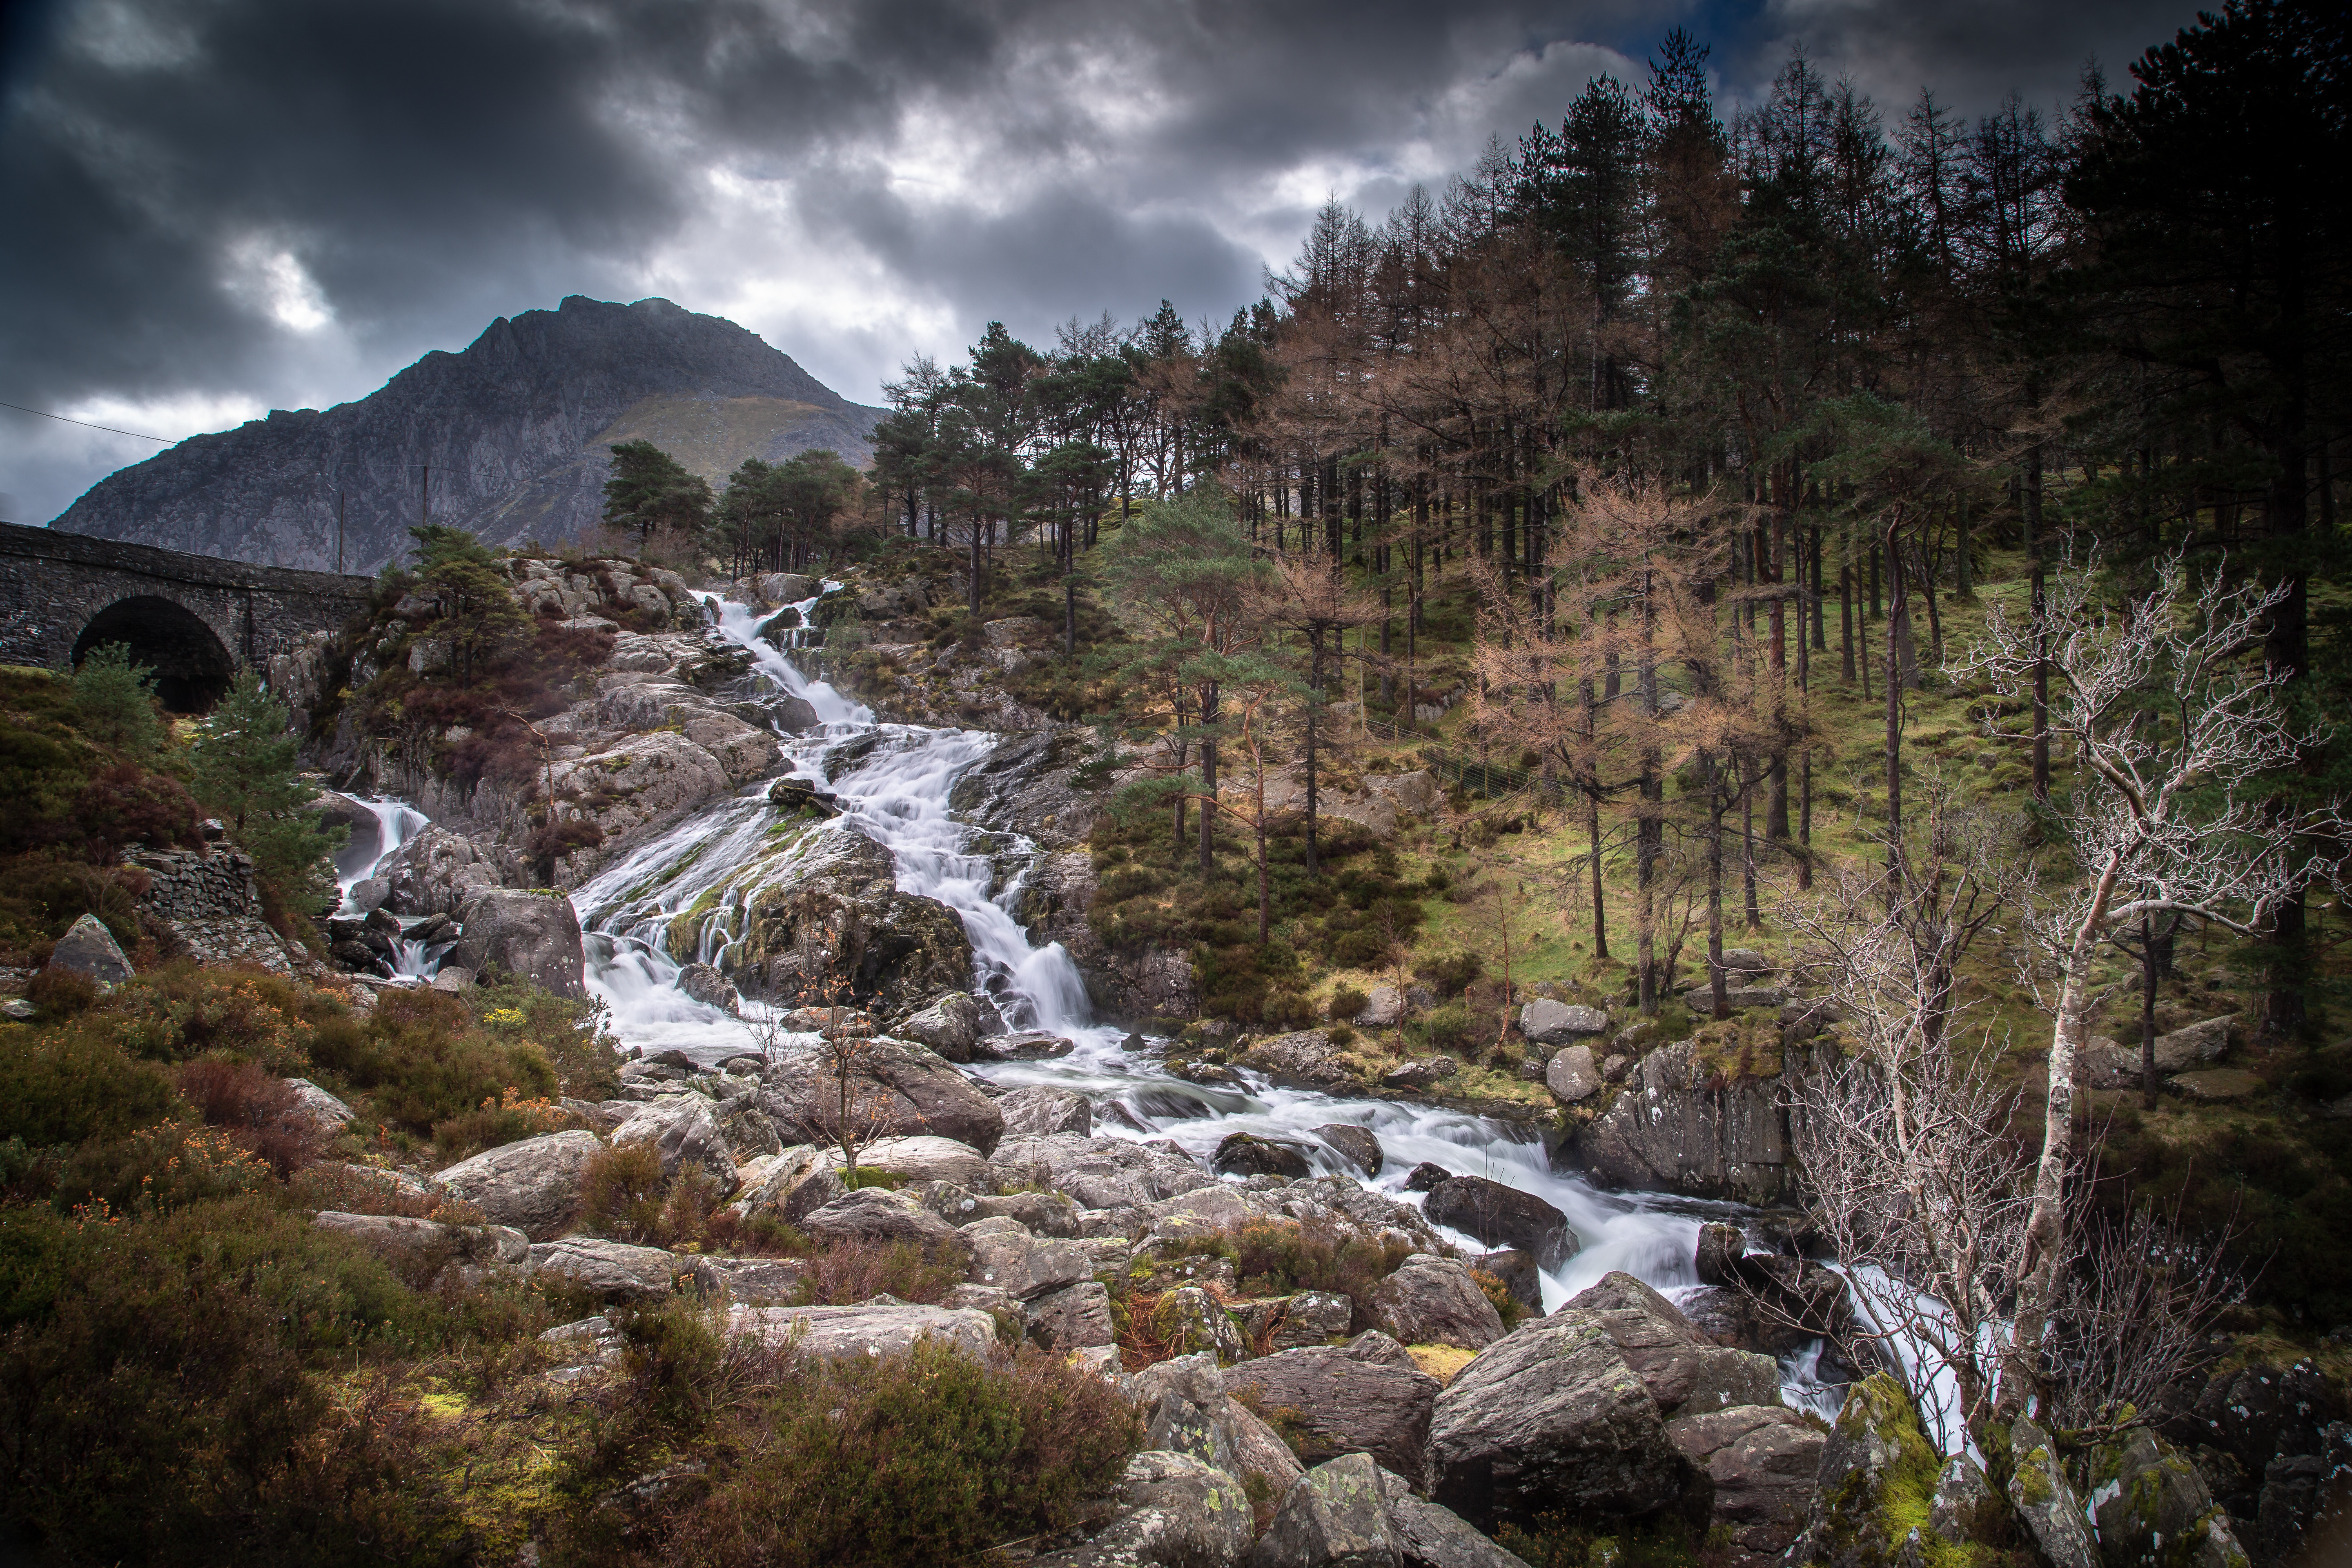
[758, 1036, 1006, 1154]
[1372, 1255, 1505, 1351]
[1028, 1280, 1117, 1352]
[611, 1097, 737, 1187]
[1222, 1341, 1443, 1488]
[1793, 1374, 1939, 1568]
[1564, 1272, 1781, 1420]
[1316, 1124, 1384, 1178]
[1243, 1030, 1362, 1092]
[1428, 1312, 1694, 1533]
[285, 1077, 356, 1138]
[1520, 1000, 1607, 1045]
[798, 1186, 964, 1251]
[447, 887, 586, 997]
[1543, 1046, 1600, 1103]
[1664, 1405, 1823, 1566]
[379, 824, 518, 916]
[1234, 1291, 1355, 1352]
[816, 1134, 990, 1188]
[962, 1215, 1091, 1300]
[895, 992, 991, 1062]
[42, 914, 134, 986]
[726, 828, 974, 1017]
[1422, 1177, 1576, 1273]
[435, 1129, 603, 1240]
[675, 961, 741, 1014]
[2152, 1014, 2235, 1071]
[1388, 1494, 1533, 1568]
[527, 1237, 688, 1302]
[999, 1084, 1095, 1138]
[1028, 1450, 1255, 1568]
[1215, 1131, 1314, 1180]
[1248, 1452, 1399, 1568]
[722, 1301, 998, 1362]
[987, 1133, 1216, 1212]
[1579, 1039, 1791, 1204]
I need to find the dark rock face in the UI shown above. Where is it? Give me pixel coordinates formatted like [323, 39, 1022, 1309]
[728, 829, 973, 1015]
[1665, 1405, 1824, 1566]
[1563, 1272, 1781, 1420]
[53, 296, 884, 570]
[1214, 1131, 1314, 1180]
[1579, 1039, 1792, 1203]
[1428, 1312, 1696, 1534]
[1473, 1251, 1543, 1314]
[447, 887, 586, 998]
[1316, 1123, 1384, 1177]
[1424, 1176, 1577, 1272]
[952, 728, 1104, 853]
[2085, 1426, 2253, 1568]
[1373, 1255, 1506, 1350]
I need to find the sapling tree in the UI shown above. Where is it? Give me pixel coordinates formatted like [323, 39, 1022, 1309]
[1962, 551, 2345, 1417]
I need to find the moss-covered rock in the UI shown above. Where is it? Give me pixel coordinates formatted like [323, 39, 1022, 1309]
[2083, 1426, 2250, 1568]
[1793, 1373, 1945, 1568]
[2005, 1417, 2096, 1568]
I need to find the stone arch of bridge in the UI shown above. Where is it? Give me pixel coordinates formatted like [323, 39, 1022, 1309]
[72, 593, 237, 713]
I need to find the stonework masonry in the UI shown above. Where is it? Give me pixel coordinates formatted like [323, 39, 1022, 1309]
[0, 520, 374, 675]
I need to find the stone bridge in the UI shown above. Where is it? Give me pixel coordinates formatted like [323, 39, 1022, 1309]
[0, 521, 374, 710]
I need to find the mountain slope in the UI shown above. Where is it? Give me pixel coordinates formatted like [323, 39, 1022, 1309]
[50, 296, 884, 572]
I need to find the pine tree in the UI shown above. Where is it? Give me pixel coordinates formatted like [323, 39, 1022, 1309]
[69, 644, 166, 755]
[189, 668, 344, 914]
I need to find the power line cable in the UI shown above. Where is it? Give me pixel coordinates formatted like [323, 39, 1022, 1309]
[0, 400, 175, 442]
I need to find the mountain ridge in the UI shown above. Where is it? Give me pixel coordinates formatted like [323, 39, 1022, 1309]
[49, 296, 884, 572]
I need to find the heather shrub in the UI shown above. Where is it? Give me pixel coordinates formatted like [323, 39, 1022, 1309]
[56, 1120, 278, 1216]
[0, 1028, 182, 1148]
[310, 985, 557, 1138]
[1415, 951, 1484, 998]
[24, 965, 100, 1018]
[103, 962, 326, 1072]
[0, 1197, 456, 1566]
[177, 1054, 325, 1175]
[1326, 984, 1368, 1022]
[789, 1239, 962, 1306]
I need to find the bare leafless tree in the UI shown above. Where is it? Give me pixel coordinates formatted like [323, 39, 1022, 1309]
[1961, 550, 2345, 1416]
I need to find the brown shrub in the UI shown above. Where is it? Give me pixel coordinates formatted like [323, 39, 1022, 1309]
[25, 966, 100, 1018]
[789, 1239, 964, 1307]
[176, 1055, 323, 1176]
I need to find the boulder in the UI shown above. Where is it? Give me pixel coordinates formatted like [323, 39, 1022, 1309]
[1422, 1178, 1576, 1273]
[799, 1186, 965, 1251]
[2152, 1014, 2235, 1071]
[1027, 1450, 1254, 1568]
[376, 824, 523, 917]
[1244, 1030, 1363, 1092]
[284, 1077, 355, 1138]
[2171, 1360, 2348, 1476]
[1403, 1163, 1453, 1194]
[1382, 1057, 1459, 1092]
[758, 1035, 1006, 1154]
[447, 888, 586, 998]
[727, 829, 973, 1016]
[312, 1211, 528, 1270]
[1428, 1312, 1694, 1533]
[611, 1097, 736, 1187]
[2254, 1421, 2352, 1568]
[894, 992, 991, 1062]
[1694, 1222, 1744, 1285]
[1355, 987, 1405, 1027]
[42, 913, 134, 986]
[999, 1085, 1095, 1138]
[1316, 1124, 1384, 1178]
[1520, 1000, 1608, 1046]
[435, 1129, 603, 1240]
[1216, 1131, 1314, 1180]
[2085, 1426, 2250, 1568]
[1132, 1353, 1248, 1471]
[715, 1097, 783, 1161]
[1578, 1039, 1791, 1203]
[1230, 1399, 1310, 1498]
[528, 1237, 689, 1302]
[723, 1301, 998, 1363]
[1154, 1284, 1247, 1364]
[1679, 985, 1788, 1012]
[2006, 1417, 2098, 1568]
[815, 1134, 990, 1189]
[1249, 1452, 1399, 1568]
[1373, 1256, 1505, 1351]
[1664, 1405, 1822, 1566]
[675, 962, 741, 1014]
[975, 1030, 1076, 1060]
[2169, 1069, 2266, 1101]
[1388, 1494, 1533, 1568]
[962, 1215, 1092, 1300]
[1564, 1272, 1780, 1420]
[988, 1133, 1217, 1212]
[1223, 1343, 1443, 1488]
[1795, 1374, 1941, 1568]
[1234, 1291, 1356, 1352]
[1543, 1046, 1601, 1103]
[1027, 1280, 1117, 1352]
[1470, 1252, 1541, 1314]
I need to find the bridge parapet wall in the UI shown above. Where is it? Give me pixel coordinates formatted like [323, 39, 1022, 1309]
[0, 520, 374, 673]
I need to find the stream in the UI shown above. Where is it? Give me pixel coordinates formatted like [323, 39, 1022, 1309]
[334, 583, 1843, 1418]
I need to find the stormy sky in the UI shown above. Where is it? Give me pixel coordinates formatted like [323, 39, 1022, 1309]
[1, 0, 2201, 526]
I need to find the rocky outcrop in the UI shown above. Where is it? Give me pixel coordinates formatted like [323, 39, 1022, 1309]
[2084, 1427, 2250, 1568]
[950, 727, 1104, 853]
[1788, 1374, 1941, 1568]
[998, 1085, 1094, 1138]
[447, 887, 586, 997]
[726, 827, 972, 1013]
[1243, 1031, 1364, 1093]
[434, 1129, 602, 1240]
[41, 913, 135, 986]
[312, 1211, 528, 1272]
[377, 825, 525, 917]
[1579, 1039, 1792, 1204]
[723, 1301, 998, 1363]
[2006, 1417, 2098, 1568]
[1521, 1000, 1608, 1046]
[1020, 846, 1199, 1021]
[893, 991, 999, 1063]
[986, 1134, 1217, 1212]
[1214, 1131, 1314, 1180]
[610, 1097, 735, 1186]
[1028, 1450, 1254, 1568]
[528, 1236, 690, 1302]
[1428, 1312, 1695, 1534]
[1565, 1273, 1780, 1420]
[797, 1186, 965, 1250]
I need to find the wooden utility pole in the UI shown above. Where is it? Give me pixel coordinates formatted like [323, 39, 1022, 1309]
[336, 491, 345, 574]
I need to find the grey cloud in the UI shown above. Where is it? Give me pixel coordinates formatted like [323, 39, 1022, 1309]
[2, 0, 2204, 524]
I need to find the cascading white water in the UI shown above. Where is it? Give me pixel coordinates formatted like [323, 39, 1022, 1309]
[334, 796, 428, 913]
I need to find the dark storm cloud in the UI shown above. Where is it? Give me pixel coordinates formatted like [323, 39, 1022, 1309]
[0, 0, 2201, 524]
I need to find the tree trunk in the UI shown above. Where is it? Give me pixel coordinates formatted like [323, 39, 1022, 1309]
[1884, 520, 1906, 886]
[1305, 627, 1323, 875]
[2026, 442, 2051, 802]
[1706, 752, 1728, 1018]
[2140, 913, 2161, 1112]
